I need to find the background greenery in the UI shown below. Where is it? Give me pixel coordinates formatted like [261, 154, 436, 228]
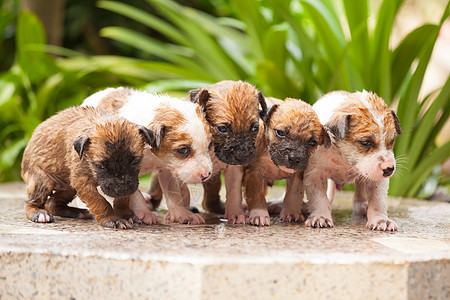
[0, 0, 448, 199]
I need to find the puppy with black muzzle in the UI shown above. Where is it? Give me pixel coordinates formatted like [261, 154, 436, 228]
[149, 80, 267, 223]
[304, 91, 402, 231]
[82, 87, 213, 224]
[21, 106, 157, 229]
[243, 97, 329, 226]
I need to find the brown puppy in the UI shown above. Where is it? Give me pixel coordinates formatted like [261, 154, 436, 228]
[243, 98, 329, 226]
[21, 106, 157, 229]
[150, 80, 267, 224]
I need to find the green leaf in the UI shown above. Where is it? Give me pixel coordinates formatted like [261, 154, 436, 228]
[0, 137, 28, 169]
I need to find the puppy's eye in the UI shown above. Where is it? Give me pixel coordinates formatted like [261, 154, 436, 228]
[308, 139, 318, 147]
[131, 157, 143, 167]
[251, 124, 259, 133]
[389, 139, 395, 146]
[275, 129, 286, 138]
[176, 146, 190, 157]
[216, 125, 227, 133]
[92, 162, 105, 170]
[359, 140, 373, 148]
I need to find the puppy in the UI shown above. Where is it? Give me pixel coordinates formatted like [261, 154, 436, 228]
[304, 91, 402, 231]
[243, 97, 329, 226]
[82, 87, 213, 224]
[21, 106, 157, 229]
[149, 80, 267, 223]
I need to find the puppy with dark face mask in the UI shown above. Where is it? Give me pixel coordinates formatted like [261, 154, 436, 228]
[21, 106, 157, 229]
[304, 91, 402, 231]
[243, 98, 329, 226]
[150, 80, 267, 224]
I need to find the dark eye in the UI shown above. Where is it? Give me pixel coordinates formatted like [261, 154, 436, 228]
[359, 140, 373, 148]
[92, 162, 105, 170]
[216, 125, 227, 133]
[389, 139, 395, 146]
[176, 146, 190, 157]
[131, 157, 142, 167]
[251, 123, 259, 133]
[275, 129, 286, 138]
[308, 139, 317, 147]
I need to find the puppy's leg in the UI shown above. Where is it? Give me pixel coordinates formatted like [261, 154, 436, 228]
[304, 173, 333, 228]
[280, 172, 305, 223]
[326, 179, 336, 204]
[244, 168, 269, 226]
[44, 189, 92, 219]
[352, 178, 368, 216]
[364, 179, 398, 231]
[145, 171, 163, 209]
[224, 165, 246, 224]
[160, 169, 205, 225]
[128, 190, 159, 224]
[23, 171, 55, 223]
[201, 173, 225, 214]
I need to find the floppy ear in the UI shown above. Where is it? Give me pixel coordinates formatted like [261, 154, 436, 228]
[264, 104, 279, 124]
[73, 134, 90, 160]
[257, 91, 268, 119]
[137, 125, 156, 147]
[189, 88, 209, 113]
[146, 125, 165, 151]
[391, 110, 402, 135]
[325, 114, 351, 140]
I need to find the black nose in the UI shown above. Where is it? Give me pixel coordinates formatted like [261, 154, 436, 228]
[288, 152, 301, 165]
[383, 167, 394, 177]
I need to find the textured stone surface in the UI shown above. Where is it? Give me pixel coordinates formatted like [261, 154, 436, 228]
[0, 182, 449, 299]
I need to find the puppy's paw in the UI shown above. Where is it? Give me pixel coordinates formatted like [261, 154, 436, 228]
[248, 209, 270, 226]
[31, 209, 54, 223]
[305, 215, 333, 228]
[77, 209, 93, 219]
[134, 209, 159, 225]
[101, 217, 133, 229]
[225, 207, 247, 225]
[280, 209, 304, 223]
[267, 200, 283, 215]
[164, 208, 205, 225]
[366, 217, 398, 231]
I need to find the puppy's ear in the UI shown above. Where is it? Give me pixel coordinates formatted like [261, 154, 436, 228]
[325, 114, 351, 140]
[257, 91, 268, 119]
[137, 125, 156, 147]
[189, 88, 209, 113]
[321, 126, 332, 148]
[264, 104, 279, 124]
[391, 110, 402, 135]
[73, 135, 90, 160]
[146, 125, 166, 151]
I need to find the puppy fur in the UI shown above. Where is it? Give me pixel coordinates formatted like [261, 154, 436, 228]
[82, 87, 212, 224]
[304, 90, 402, 231]
[21, 106, 157, 229]
[149, 80, 267, 223]
[243, 97, 329, 226]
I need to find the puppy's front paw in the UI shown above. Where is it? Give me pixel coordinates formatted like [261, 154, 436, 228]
[248, 209, 270, 226]
[305, 214, 333, 228]
[134, 209, 159, 225]
[164, 208, 205, 225]
[267, 200, 283, 215]
[31, 209, 54, 223]
[77, 209, 93, 219]
[367, 217, 398, 231]
[100, 216, 133, 229]
[225, 208, 247, 225]
[280, 209, 304, 223]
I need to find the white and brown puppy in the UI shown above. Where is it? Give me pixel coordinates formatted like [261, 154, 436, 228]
[82, 87, 213, 224]
[243, 98, 329, 226]
[304, 90, 402, 231]
[22, 106, 157, 229]
[149, 81, 267, 224]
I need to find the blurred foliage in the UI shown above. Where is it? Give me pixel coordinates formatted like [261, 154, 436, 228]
[0, 0, 449, 199]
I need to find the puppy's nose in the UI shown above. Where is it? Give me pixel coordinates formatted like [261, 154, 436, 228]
[200, 171, 211, 182]
[383, 167, 394, 177]
[288, 152, 302, 165]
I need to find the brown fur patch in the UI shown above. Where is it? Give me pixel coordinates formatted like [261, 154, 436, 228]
[96, 88, 133, 111]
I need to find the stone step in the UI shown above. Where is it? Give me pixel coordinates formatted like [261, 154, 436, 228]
[0, 182, 448, 299]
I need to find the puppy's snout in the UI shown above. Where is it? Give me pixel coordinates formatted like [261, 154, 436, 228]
[200, 171, 212, 182]
[288, 152, 302, 165]
[382, 166, 394, 177]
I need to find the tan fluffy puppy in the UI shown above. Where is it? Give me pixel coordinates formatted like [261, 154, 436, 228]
[243, 97, 329, 226]
[304, 91, 402, 231]
[150, 80, 267, 224]
[82, 87, 213, 224]
[22, 106, 157, 229]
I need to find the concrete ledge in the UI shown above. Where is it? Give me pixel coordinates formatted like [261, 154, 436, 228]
[0, 183, 449, 299]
